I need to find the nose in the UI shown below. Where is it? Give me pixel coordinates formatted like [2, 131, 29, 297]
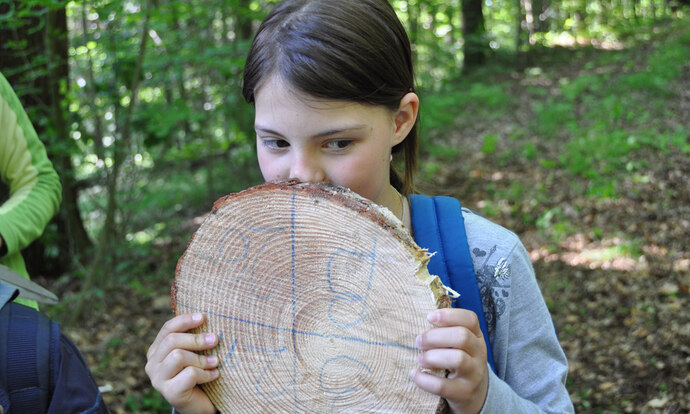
[289, 152, 326, 183]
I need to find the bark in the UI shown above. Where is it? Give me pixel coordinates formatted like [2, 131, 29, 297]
[408, 0, 420, 65]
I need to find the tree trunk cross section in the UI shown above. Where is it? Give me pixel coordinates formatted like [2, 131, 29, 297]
[173, 180, 449, 413]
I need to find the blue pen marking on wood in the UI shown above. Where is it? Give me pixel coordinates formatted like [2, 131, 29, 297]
[319, 355, 372, 395]
[326, 237, 377, 330]
[216, 334, 238, 370]
[290, 187, 298, 407]
[179, 305, 416, 351]
[218, 228, 250, 263]
[246, 346, 291, 398]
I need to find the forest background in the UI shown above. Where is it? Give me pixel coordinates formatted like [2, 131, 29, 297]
[1, 0, 689, 412]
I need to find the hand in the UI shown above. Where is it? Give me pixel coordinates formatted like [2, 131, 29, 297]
[410, 309, 489, 414]
[145, 313, 220, 414]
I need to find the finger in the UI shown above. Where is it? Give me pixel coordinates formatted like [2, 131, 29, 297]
[417, 325, 482, 352]
[427, 309, 482, 337]
[410, 368, 471, 400]
[154, 331, 219, 365]
[418, 348, 479, 375]
[161, 367, 220, 409]
[168, 366, 220, 394]
[156, 349, 220, 382]
[148, 313, 206, 359]
[411, 368, 489, 414]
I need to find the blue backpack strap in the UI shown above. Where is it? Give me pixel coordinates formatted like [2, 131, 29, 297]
[409, 194, 497, 374]
[0, 281, 56, 414]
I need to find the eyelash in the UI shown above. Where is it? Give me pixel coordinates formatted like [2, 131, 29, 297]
[323, 140, 353, 150]
[262, 139, 289, 150]
[261, 139, 353, 151]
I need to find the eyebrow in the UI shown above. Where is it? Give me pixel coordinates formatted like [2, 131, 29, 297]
[255, 124, 368, 139]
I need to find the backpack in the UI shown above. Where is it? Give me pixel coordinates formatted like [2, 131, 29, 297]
[409, 194, 497, 374]
[0, 281, 108, 414]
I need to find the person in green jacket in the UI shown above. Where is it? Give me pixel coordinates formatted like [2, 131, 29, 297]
[0, 72, 62, 309]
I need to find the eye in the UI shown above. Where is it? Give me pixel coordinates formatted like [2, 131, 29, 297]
[263, 139, 290, 150]
[324, 140, 353, 150]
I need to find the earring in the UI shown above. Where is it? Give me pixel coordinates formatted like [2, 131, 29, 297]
[390, 154, 393, 162]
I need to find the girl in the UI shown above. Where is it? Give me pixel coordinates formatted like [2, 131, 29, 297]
[145, 1, 574, 413]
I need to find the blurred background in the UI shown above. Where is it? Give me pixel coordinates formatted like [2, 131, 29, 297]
[1, 0, 688, 412]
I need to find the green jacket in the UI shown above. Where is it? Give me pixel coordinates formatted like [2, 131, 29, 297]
[0, 72, 62, 309]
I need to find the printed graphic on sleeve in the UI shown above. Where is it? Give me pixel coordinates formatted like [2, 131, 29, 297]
[472, 246, 511, 337]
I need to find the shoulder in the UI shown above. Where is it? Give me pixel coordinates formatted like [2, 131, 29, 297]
[461, 208, 522, 253]
[460, 207, 534, 297]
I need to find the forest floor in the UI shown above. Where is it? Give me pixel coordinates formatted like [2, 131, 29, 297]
[39, 19, 689, 414]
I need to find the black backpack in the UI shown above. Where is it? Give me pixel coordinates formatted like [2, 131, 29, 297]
[0, 281, 109, 414]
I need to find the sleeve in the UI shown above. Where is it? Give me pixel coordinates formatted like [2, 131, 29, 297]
[0, 73, 62, 259]
[478, 241, 573, 414]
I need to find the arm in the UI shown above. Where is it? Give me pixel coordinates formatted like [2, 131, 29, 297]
[145, 313, 220, 414]
[476, 241, 573, 413]
[413, 211, 573, 413]
[0, 73, 62, 260]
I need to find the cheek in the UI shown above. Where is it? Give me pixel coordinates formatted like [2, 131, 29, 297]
[336, 151, 389, 199]
[257, 151, 280, 181]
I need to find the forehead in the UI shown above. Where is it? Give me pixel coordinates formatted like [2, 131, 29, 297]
[254, 76, 391, 131]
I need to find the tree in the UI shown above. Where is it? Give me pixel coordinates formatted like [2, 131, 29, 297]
[461, 0, 489, 70]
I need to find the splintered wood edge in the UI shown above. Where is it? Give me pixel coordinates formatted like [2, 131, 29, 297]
[172, 179, 452, 311]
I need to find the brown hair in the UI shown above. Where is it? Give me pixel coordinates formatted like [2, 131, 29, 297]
[242, 0, 418, 194]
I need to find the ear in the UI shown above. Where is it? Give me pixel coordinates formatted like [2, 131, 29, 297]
[392, 92, 419, 146]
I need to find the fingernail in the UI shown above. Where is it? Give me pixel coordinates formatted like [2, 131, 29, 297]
[211, 369, 219, 378]
[192, 313, 203, 322]
[205, 334, 216, 345]
[207, 355, 218, 365]
[409, 369, 417, 379]
[417, 354, 423, 365]
[427, 312, 438, 323]
[415, 335, 422, 348]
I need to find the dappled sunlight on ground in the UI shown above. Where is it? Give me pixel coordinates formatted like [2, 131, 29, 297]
[529, 234, 643, 272]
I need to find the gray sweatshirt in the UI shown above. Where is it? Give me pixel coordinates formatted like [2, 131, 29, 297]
[461, 208, 574, 413]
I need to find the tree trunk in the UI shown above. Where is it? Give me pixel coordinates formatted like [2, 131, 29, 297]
[515, 0, 530, 67]
[408, 0, 420, 66]
[461, 0, 488, 70]
[532, 0, 549, 33]
[72, 0, 152, 321]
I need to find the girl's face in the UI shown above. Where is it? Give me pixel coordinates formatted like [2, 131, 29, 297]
[254, 76, 417, 212]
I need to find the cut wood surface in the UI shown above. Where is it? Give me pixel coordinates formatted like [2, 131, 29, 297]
[173, 180, 450, 413]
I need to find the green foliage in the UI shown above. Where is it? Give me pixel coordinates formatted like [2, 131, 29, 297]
[536, 207, 575, 242]
[524, 17, 690, 199]
[521, 142, 538, 159]
[532, 99, 577, 138]
[419, 81, 513, 155]
[481, 133, 499, 154]
[125, 388, 171, 413]
[4, 0, 688, 294]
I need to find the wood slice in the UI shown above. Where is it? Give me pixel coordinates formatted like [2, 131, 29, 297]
[173, 180, 450, 413]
